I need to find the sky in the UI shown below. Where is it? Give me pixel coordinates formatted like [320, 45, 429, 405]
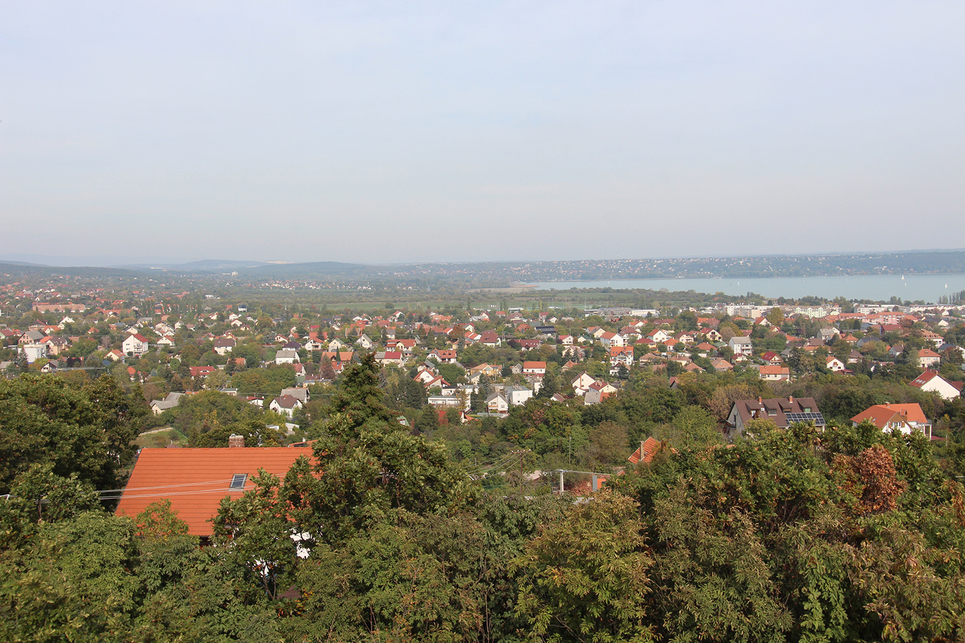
[2, 2, 963, 266]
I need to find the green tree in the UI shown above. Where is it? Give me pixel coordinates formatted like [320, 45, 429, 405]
[512, 490, 655, 642]
[0, 374, 140, 494]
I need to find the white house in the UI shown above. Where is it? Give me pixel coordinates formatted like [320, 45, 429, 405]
[275, 349, 299, 365]
[909, 370, 961, 401]
[728, 336, 753, 357]
[570, 371, 596, 396]
[269, 394, 303, 418]
[826, 356, 847, 372]
[486, 392, 509, 414]
[213, 337, 236, 356]
[122, 333, 149, 358]
[504, 385, 534, 406]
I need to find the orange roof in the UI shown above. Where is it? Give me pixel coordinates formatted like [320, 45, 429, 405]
[115, 447, 313, 536]
[851, 403, 928, 427]
[627, 437, 663, 464]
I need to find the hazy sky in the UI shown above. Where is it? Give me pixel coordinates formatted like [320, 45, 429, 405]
[2, 2, 963, 266]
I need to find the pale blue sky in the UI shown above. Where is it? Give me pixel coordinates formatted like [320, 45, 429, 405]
[2, 2, 963, 266]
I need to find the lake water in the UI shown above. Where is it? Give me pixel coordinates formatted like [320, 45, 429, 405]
[530, 274, 965, 303]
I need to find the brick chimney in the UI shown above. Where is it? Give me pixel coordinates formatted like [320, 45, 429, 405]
[228, 434, 245, 448]
[788, 395, 794, 404]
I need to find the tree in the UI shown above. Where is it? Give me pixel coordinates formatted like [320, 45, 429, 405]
[0, 511, 142, 640]
[586, 421, 630, 469]
[512, 490, 655, 642]
[766, 306, 785, 327]
[0, 374, 141, 494]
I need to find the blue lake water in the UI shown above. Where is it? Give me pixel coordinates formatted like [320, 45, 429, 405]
[530, 274, 965, 303]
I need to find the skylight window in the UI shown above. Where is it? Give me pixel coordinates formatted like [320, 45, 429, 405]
[230, 474, 247, 490]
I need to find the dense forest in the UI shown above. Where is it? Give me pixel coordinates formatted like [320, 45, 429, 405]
[2, 357, 965, 642]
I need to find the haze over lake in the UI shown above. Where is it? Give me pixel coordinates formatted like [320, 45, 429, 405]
[532, 274, 965, 303]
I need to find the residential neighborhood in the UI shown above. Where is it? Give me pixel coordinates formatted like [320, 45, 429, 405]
[4, 266, 965, 641]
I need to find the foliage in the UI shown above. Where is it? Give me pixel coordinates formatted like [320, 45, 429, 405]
[0, 374, 142, 494]
[512, 490, 655, 642]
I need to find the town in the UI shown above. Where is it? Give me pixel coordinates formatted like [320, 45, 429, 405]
[3, 267, 965, 641]
[4, 267, 963, 460]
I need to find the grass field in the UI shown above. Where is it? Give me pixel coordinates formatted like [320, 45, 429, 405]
[136, 426, 189, 449]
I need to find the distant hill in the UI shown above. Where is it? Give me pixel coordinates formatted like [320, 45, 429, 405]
[239, 261, 370, 278]
[118, 259, 270, 271]
[6, 250, 965, 283]
[0, 262, 140, 277]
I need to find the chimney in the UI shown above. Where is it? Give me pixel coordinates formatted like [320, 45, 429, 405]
[788, 395, 794, 404]
[757, 396, 763, 404]
[228, 434, 245, 448]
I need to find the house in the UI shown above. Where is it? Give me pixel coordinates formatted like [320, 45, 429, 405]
[122, 333, 149, 357]
[414, 367, 440, 386]
[648, 329, 672, 344]
[213, 336, 236, 356]
[757, 364, 791, 382]
[584, 381, 618, 405]
[522, 361, 546, 377]
[189, 366, 216, 379]
[504, 385, 534, 406]
[375, 351, 405, 366]
[570, 371, 596, 396]
[693, 342, 716, 357]
[429, 349, 458, 364]
[920, 330, 945, 348]
[275, 349, 300, 365]
[728, 336, 753, 357]
[269, 394, 303, 418]
[150, 392, 184, 415]
[610, 346, 635, 366]
[917, 348, 941, 369]
[480, 331, 501, 347]
[485, 392, 509, 414]
[726, 396, 825, 439]
[826, 356, 847, 372]
[115, 445, 313, 537]
[709, 358, 733, 372]
[19, 342, 47, 363]
[515, 338, 542, 351]
[599, 332, 626, 348]
[41, 335, 70, 356]
[909, 370, 962, 401]
[851, 403, 932, 439]
[698, 328, 723, 343]
[355, 335, 377, 350]
[467, 363, 501, 383]
[19, 330, 45, 345]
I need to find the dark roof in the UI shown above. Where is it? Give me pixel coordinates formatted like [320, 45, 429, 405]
[731, 397, 825, 429]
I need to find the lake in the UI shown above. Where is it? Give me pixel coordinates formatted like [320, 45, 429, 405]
[530, 274, 965, 303]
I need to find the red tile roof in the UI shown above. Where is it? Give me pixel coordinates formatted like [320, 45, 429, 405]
[115, 447, 313, 536]
[627, 437, 663, 464]
[851, 403, 928, 426]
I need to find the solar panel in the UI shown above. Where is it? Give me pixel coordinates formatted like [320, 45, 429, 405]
[229, 474, 247, 490]
[785, 412, 826, 425]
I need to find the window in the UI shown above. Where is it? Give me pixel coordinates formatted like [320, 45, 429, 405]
[229, 474, 247, 490]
